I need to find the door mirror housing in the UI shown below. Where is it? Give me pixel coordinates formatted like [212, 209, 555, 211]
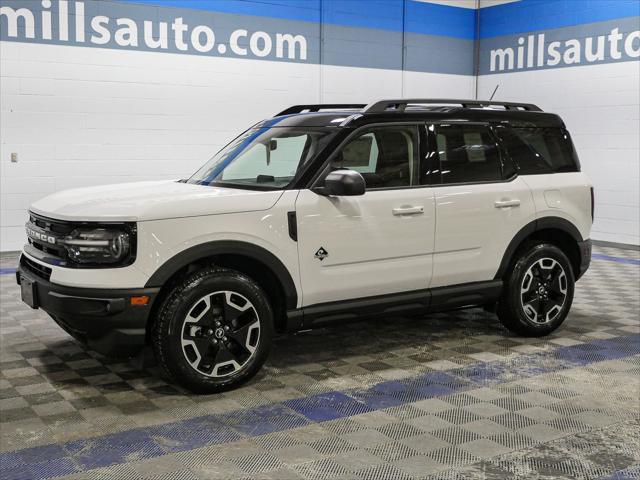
[315, 169, 366, 196]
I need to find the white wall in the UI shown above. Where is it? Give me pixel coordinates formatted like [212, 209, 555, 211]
[478, 62, 640, 245]
[3, 0, 636, 251]
[0, 42, 474, 251]
[477, 0, 640, 246]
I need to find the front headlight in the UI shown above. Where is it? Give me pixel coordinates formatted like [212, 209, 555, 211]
[61, 228, 132, 265]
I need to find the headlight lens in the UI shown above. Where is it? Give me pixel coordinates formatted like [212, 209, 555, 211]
[61, 228, 131, 265]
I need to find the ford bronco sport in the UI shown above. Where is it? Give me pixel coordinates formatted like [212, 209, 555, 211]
[17, 99, 593, 393]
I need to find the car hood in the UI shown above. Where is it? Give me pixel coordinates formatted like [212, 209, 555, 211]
[29, 180, 284, 222]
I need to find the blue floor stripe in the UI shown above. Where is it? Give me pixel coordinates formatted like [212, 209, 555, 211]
[598, 464, 640, 480]
[0, 268, 16, 275]
[1, 333, 638, 480]
[591, 253, 640, 266]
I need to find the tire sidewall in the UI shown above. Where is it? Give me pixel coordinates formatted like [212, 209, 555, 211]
[507, 243, 575, 335]
[160, 270, 273, 393]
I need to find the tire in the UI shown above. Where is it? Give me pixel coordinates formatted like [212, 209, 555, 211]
[497, 242, 575, 337]
[152, 266, 273, 393]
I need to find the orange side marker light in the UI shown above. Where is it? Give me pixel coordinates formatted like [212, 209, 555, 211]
[131, 296, 150, 306]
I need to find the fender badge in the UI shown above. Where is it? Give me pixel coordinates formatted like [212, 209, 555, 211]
[314, 247, 329, 261]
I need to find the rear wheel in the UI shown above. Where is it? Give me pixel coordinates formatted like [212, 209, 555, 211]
[152, 266, 273, 393]
[497, 242, 575, 336]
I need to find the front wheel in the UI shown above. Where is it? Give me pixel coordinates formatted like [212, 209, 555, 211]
[152, 266, 273, 393]
[497, 242, 575, 337]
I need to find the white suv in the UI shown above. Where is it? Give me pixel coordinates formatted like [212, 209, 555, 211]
[17, 99, 593, 393]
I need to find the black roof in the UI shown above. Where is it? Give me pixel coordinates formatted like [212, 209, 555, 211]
[270, 99, 565, 129]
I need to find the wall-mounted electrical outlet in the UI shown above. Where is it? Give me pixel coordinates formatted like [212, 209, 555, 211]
[10, 153, 18, 163]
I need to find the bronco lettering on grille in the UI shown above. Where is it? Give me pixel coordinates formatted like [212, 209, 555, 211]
[26, 227, 56, 245]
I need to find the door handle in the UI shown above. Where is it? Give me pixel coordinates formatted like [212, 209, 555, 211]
[392, 206, 424, 216]
[494, 199, 521, 208]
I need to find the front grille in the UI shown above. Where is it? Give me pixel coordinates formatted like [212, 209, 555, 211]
[21, 255, 52, 281]
[27, 213, 72, 261]
[31, 214, 75, 235]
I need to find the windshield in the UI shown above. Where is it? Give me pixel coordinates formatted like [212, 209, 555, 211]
[188, 123, 336, 189]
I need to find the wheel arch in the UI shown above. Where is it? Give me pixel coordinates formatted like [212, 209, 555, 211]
[495, 217, 584, 280]
[145, 241, 298, 333]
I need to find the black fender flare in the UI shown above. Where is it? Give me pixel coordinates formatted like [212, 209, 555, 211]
[144, 240, 298, 310]
[494, 217, 583, 280]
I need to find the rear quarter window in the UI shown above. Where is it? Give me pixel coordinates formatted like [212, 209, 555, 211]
[498, 127, 580, 175]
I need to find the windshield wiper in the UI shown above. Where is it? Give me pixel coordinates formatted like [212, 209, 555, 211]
[203, 181, 281, 191]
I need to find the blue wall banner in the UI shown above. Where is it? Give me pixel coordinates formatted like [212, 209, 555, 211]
[1, 0, 638, 76]
[479, 0, 640, 38]
[0, 0, 474, 75]
[480, 17, 640, 74]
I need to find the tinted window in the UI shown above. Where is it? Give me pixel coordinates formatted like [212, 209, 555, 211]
[498, 127, 580, 175]
[434, 125, 502, 184]
[334, 126, 419, 188]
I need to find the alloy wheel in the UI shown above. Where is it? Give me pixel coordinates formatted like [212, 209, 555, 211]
[520, 257, 568, 324]
[181, 291, 260, 377]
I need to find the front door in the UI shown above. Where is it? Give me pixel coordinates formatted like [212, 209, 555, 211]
[295, 125, 436, 307]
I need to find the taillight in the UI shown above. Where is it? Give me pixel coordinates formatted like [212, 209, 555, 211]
[590, 187, 594, 222]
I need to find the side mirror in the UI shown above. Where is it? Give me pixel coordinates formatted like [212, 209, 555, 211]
[315, 169, 366, 196]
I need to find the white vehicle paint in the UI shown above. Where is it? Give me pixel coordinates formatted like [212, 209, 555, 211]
[17, 100, 594, 370]
[430, 176, 537, 288]
[521, 172, 593, 241]
[22, 167, 592, 304]
[16, 99, 593, 392]
[29, 180, 284, 222]
[295, 187, 436, 306]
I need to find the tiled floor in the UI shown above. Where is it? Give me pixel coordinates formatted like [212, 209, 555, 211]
[0, 246, 638, 480]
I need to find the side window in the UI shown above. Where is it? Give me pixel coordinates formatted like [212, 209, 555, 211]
[498, 127, 580, 175]
[434, 125, 502, 184]
[334, 126, 419, 188]
[340, 133, 379, 173]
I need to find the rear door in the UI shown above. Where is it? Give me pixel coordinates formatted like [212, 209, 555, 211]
[495, 126, 592, 241]
[428, 123, 536, 288]
[295, 124, 436, 307]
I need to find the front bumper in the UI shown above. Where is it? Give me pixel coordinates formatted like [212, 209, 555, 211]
[16, 256, 160, 357]
[577, 239, 592, 280]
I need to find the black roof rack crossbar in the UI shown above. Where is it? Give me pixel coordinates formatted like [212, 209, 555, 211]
[364, 99, 542, 113]
[276, 104, 367, 116]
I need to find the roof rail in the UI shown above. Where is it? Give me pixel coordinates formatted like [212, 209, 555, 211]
[364, 99, 542, 113]
[275, 104, 366, 116]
